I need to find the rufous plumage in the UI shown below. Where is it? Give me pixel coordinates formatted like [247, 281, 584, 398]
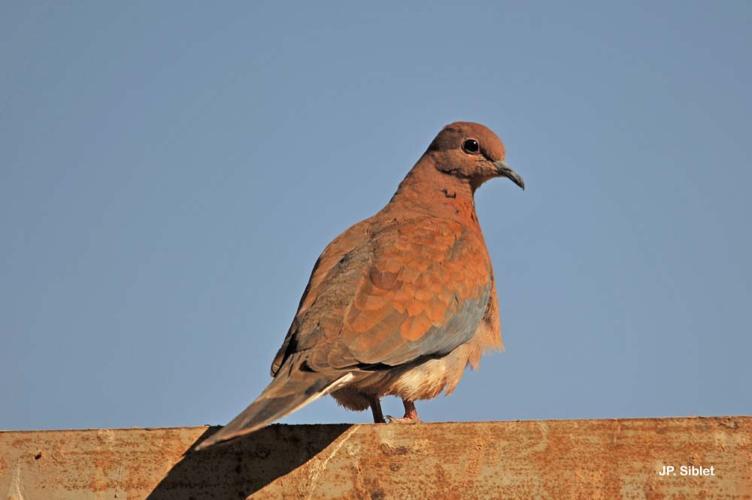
[198, 121, 524, 449]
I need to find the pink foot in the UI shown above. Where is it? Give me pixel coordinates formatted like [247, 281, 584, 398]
[386, 400, 421, 424]
[385, 415, 421, 424]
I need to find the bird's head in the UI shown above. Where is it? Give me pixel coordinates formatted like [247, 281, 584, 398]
[427, 121, 525, 190]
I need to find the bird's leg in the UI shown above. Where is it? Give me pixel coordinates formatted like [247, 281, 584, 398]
[369, 396, 386, 424]
[386, 399, 421, 424]
[403, 400, 419, 420]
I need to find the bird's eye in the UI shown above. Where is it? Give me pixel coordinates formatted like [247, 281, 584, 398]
[462, 139, 480, 154]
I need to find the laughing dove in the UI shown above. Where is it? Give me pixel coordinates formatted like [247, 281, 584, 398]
[197, 121, 524, 449]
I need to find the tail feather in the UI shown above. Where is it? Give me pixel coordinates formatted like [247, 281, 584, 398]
[196, 369, 353, 450]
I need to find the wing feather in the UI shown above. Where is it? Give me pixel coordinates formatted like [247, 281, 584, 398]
[273, 216, 493, 374]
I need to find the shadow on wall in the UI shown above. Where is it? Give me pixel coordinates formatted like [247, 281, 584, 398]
[148, 423, 353, 499]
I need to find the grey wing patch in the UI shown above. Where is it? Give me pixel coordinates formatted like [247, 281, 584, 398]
[384, 284, 491, 366]
[271, 240, 373, 376]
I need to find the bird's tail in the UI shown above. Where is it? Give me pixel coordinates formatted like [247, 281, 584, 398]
[195, 363, 353, 450]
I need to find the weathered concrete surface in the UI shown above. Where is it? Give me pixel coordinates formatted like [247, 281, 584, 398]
[0, 417, 750, 499]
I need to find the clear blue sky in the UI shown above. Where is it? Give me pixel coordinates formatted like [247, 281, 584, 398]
[1, 1, 750, 431]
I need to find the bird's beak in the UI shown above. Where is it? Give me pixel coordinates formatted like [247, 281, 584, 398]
[494, 160, 525, 190]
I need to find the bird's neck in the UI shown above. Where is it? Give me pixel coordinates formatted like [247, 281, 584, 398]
[386, 155, 480, 225]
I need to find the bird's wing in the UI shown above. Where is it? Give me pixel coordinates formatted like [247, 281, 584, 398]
[273, 216, 493, 373]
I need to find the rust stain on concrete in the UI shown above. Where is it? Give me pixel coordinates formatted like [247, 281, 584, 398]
[0, 417, 749, 499]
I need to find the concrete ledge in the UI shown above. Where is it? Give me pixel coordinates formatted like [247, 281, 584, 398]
[1, 417, 750, 498]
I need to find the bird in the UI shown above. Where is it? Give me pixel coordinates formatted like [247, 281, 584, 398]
[196, 121, 524, 450]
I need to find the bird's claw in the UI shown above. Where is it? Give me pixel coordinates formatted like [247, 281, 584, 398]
[385, 415, 421, 424]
